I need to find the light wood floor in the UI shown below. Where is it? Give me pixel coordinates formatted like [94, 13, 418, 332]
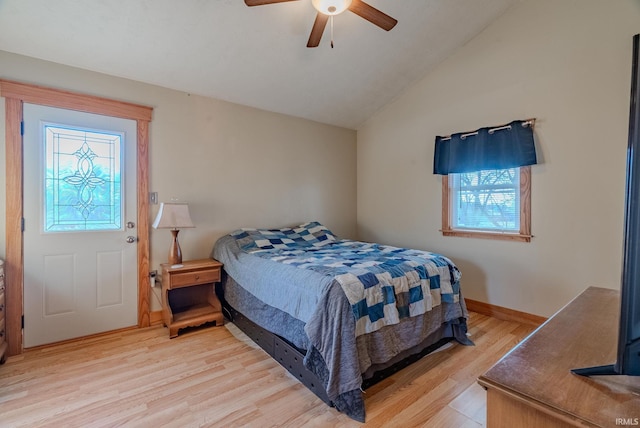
[0, 312, 536, 427]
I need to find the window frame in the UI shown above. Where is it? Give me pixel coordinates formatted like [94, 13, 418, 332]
[441, 166, 532, 242]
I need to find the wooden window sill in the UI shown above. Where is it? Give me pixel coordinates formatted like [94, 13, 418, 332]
[441, 229, 532, 243]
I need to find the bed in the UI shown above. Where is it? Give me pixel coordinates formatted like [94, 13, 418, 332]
[211, 222, 472, 422]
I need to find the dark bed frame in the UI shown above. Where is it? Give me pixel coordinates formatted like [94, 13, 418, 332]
[218, 285, 457, 408]
[226, 305, 333, 405]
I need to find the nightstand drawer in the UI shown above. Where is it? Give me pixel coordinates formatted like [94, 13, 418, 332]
[170, 269, 220, 288]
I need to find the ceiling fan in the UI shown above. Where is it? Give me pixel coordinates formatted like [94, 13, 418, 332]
[244, 0, 398, 48]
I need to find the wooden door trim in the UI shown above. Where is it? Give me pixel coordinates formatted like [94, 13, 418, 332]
[1, 79, 153, 356]
[0, 80, 152, 121]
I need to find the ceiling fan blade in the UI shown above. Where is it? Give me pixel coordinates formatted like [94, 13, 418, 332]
[348, 0, 397, 31]
[307, 13, 329, 48]
[244, 0, 299, 6]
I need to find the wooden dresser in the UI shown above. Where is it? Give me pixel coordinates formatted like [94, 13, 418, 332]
[478, 287, 640, 427]
[0, 259, 6, 363]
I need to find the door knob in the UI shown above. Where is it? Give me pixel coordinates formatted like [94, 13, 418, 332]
[126, 236, 137, 243]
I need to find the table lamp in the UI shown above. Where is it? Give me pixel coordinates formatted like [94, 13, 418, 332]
[152, 202, 194, 265]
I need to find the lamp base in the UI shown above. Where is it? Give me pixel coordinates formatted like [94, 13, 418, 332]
[169, 229, 182, 265]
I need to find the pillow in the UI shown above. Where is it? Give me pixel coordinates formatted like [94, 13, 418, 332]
[231, 221, 337, 252]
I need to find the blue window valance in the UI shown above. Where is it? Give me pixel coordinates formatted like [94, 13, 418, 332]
[433, 119, 537, 175]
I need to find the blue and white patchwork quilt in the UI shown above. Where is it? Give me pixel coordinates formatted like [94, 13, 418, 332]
[231, 222, 461, 337]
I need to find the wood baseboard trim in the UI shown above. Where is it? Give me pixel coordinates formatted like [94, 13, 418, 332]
[150, 310, 163, 326]
[465, 298, 546, 327]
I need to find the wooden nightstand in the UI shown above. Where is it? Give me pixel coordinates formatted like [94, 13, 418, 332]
[160, 258, 224, 338]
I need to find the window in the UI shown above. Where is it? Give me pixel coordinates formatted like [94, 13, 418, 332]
[44, 124, 123, 232]
[442, 166, 531, 242]
[453, 168, 519, 231]
[433, 119, 536, 242]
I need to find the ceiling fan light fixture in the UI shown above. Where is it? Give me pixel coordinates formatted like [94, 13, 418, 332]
[311, 0, 352, 16]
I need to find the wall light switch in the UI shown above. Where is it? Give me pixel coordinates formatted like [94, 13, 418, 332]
[150, 192, 158, 205]
[149, 270, 158, 287]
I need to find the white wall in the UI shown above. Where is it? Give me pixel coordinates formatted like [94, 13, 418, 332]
[357, 0, 640, 317]
[0, 51, 357, 310]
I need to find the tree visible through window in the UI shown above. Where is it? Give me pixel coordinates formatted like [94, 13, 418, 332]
[442, 166, 531, 242]
[452, 168, 520, 231]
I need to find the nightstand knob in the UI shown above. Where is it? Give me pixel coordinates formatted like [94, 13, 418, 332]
[195, 275, 200, 280]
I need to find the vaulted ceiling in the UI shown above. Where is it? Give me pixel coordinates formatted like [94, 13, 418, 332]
[0, 0, 517, 129]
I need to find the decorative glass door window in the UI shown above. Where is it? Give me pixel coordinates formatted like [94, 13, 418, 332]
[44, 124, 123, 232]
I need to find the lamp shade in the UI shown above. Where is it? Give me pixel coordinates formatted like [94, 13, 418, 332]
[312, 0, 352, 15]
[152, 203, 194, 229]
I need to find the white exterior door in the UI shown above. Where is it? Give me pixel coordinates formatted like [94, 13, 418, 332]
[23, 103, 138, 347]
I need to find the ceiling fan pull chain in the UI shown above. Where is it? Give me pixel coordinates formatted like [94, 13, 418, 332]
[330, 15, 334, 48]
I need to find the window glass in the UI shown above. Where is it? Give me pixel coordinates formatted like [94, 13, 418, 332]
[44, 124, 123, 232]
[451, 168, 520, 232]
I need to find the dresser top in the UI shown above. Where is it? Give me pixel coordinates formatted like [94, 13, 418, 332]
[479, 287, 640, 426]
